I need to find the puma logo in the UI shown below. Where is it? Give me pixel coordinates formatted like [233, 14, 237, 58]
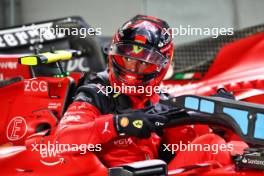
[102, 122, 111, 134]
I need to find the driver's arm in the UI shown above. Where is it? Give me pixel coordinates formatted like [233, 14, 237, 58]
[54, 84, 118, 147]
[54, 83, 168, 149]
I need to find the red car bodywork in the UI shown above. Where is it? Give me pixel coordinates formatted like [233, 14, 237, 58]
[0, 54, 31, 80]
[0, 77, 75, 144]
[163, 32, 264, 104]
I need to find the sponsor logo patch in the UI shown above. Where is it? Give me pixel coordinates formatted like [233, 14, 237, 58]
[120, 117, 129, 128]
[133, 120, 143, 129]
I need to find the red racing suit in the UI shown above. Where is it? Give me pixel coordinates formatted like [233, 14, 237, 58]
[54, 71, 232, 173]
[55, 71, 166, 167]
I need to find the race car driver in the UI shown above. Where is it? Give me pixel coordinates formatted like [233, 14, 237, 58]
[54, 15, 232, 175]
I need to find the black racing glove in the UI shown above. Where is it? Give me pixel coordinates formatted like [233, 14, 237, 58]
[114, 112, 168, 138]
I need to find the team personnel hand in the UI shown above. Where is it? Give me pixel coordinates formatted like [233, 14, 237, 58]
[114, 112, 168, 138]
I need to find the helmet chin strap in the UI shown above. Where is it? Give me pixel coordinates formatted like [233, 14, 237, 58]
[111, 57, 159, 85]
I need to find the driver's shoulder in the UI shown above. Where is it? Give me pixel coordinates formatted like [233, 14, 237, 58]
[74, 70, 112, 114]
[76, 70, 110, 92]
[78, 70, 110, 87]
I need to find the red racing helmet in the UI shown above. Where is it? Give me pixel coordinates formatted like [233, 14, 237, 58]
[108, 15, 174, 96]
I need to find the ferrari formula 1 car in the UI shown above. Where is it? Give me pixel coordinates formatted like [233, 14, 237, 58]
[1, 90, 264, 175]
[0, 49, 263, 176]
[0, 17, 264, 176]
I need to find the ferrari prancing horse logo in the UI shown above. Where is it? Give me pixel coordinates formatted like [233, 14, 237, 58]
[133, 120, 143, 129]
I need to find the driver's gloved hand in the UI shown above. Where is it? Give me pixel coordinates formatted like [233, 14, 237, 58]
[114, 112, 168, 138]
